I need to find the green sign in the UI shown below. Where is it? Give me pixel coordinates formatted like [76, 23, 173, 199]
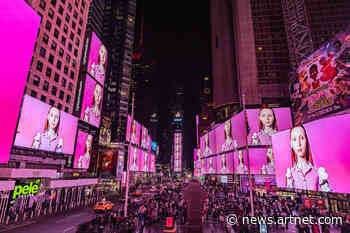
[12, 179, 40, 199]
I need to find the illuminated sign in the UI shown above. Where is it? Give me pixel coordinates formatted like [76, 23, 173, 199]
[12, 179, 41, 199]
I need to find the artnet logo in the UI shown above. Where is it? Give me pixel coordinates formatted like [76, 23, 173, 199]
[12, 179, 41, 199]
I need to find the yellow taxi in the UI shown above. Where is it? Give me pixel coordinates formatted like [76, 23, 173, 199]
[93, 200, 114, 213]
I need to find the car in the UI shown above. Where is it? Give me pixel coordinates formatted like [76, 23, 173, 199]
[131, 190, 142, 196]
[93, 200, 114, 213]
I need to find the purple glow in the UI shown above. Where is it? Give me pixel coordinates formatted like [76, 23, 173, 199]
[73, 131, 93, 169]
[234, 150, 249, 174]
[126, 117, 140, 145]
[0, 1, 40, 163]
[273, 113, 350, 193]
[128, 146, 139, 171]
[87, 33, 107, 85]
[248, 148, 272, 175]
[200, 131, 216, 157]
[216, 152, 234, 174]
[206, 156, 217, 174]
[14, 95, 78, 154]
[80, 75, 103, 128]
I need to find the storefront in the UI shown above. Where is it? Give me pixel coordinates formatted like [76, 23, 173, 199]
[328, 193, 350, 214]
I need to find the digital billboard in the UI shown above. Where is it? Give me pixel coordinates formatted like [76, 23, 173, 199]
[141, 126, 148, 149]
[200, 131, 216, 157]
[247, 107, 292, 146]
[174, 132, 182, 162]
[201, 158, 207, 175]
[116, 151, 124, 180]
[273, 113, 350, 193]
[216, 152, 233, 174]
[101, 150, 116, 172]
[248, 148, 275, 175]
[150, 154, 156, 172]
[14, 95, 78, 154]
[0, 1, 40, 163]
[193, 149, 198, 161]
[174, 159, 182, 172]
[151, 142, 158, 154]
[147, 135, 152, 151]
[234, 150, 248, 174]
[139, 150, 149, 172]
[290, 30, 350, 124]
[126, 117, 140, 145]
[80, 75, 103, 128]
[128, 146, 139, 172]
[215, 112, 246, 153]
[87, 32, 107, 86]
[73, 131, 93, 169]
[206, 156, 217, 174]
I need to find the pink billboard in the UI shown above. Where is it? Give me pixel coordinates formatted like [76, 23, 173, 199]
[14, 95, 78, 154]
[249, 148, 275, 175]
[147, 135, 152, 151]
[128, 146, 138, 171]
[200, 131, 216, 157]
[73, 131, 93, 169]
[174, 159, 182, 172]
[206, 156, 217, 174]
[215, 112, 246, 153]
[193, 149, 199, 161]
[87, 32, 107, 86]
[0, 1, 40, 163]
[141, 126, 148, 149]
[201, 158, 207, 175]
[216, 152, 234, 174]
[174, 132, 182, 161]
[273, 113, 350, 193]
[234, 150, 248, 174]
[80, 75, 103, 128]
[126, 117, 140, 145]
[150, 154, 156, 172]
[247, 107, 292, 146]
[139, 150, 149, 172]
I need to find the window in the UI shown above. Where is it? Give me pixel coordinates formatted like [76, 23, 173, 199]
[79, 18, 83, 26]
[64, 107, 69, 112]
[70, 71, 75, 79]
[68, 3, 72, 12]
[45, 67, 52, 77]
[61, 78, 67, 87]
[65, 14, 70, 23]
[70, 32, 74, 40]
[42, 34, 49, 44]
[54, 73, 59, 82]
[74, 48, 78, 57]
[77, 28, 81, 35]
[49, 99, 55, 106]
[64, 66, 68, 74]
[73, 11, 78, 19]
[56, 17, 62, 27]
[40, 0, 46, 10]
[58, 6, 64, 15]
[57, 103, 62, 110]
[51, 41, 57, 51]
[66, 94, 71, 103]
[33, 75, 40, 86]
[59, 90, 64, 100]
[54, 29, 59, 39]
[63, 25, 68, 34]
[68, 82, 73, 91]
[68, 43, 72, 51]
[48, 54, 54, 64]
[36, 61, 43, 72]
[39, 47, 46, 57]
[40, 95, 47, 102]
[72, 21, 76, 29]
[31, 90, 37, 98]
[61, 36, 66, 46]
[48, 8, 54, 19]
[43, 81, 49, 91]
[65, 55, 70, 63]
[82, 0, 86, 8]
[51, 0, 56, 7]
[51, 86, 57, 96]
[75, 38, 80, 46]
[56, 60, 62, 70]
[72, 60, 76, 68]
[61, 0, 66, 4]
[59, 48, 64, 57]
[45, 20, 52, 31]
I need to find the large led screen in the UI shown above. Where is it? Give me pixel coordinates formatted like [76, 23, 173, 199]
[273, 113, 350, 193]
[200, 131, 216, 157]
[73, 131, 93, 169]
[193, 149, 198, 161]
[139, 150, 149, 172]
[128, 146, 139, 172]
[126, 117, 140, 145]
[290, 29, 350, 124]
[201, 158, 207, 175]
[206, 156, 217, 174]
[14, 95, 78, 154]
[216, 152, 233, 174]
[234, 150, 248, 174]
[140, 126, 148, 149]
[0, 1, 40, 163]
[174, 132, 182, 160]
[101, 150, 116, 172]
[80, 75, 103, 128]
[116, 152, 124, 180]
[174, 159, 182, 172]
[247, 107, 292, 146]
[249, 148, 275, 175]
[215, 112, 246, 153]
[87, 32, 107, 86]
[150, 154, 156, 172]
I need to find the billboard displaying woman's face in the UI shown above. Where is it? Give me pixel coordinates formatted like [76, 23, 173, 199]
[73, 131, 93, 169]
[273, 113, 350, 194]
[200, 131, 216, 157]
[234, 150, 248, 174]
[87, 33, 107, 86]
[81, 75, 103, 128]
[216, 152, 233, 174]
[128, 146, 138, 171]
[14, 95, 78, 154]
[249, 148, 275, 175]
[247, 107, 292, 146]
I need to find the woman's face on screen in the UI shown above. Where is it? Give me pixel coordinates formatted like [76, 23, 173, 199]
[205, 134, 209, 145]
[86, 135, 93, 151]
[94, 85, 102, 105]
[48, 107, 60, 130]
[224, 120, 231, 136]
[291, 126, 307, 159]
[238, 151, 243, 161]
[259, 108, 274, 128]
[99, 46, 106, 65]
[267, 148, 273, 161]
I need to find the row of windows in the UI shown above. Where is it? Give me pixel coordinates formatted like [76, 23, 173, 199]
[40, 0, 86, 16]
[30, 89, 70, 113]
[32, 75, 72, 103]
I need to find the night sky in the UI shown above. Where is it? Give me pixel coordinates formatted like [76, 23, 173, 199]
[141, 0, 211, 166]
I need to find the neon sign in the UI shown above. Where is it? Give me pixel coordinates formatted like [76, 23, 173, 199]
[12, 179, 41, 199]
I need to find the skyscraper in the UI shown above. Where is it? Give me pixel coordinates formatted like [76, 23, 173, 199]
[198, 75, 215, 136]
[25, 0, 91, 114]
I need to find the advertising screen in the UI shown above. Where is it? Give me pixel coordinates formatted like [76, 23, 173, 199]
[216, 152, 233, 174]
[148, 154, 155, 172]
[87, 32, 107, 86]
[249, 148, 275, 175]
[116, 151, 124, 180]
[126, 116, 132, 142]
[14, 95, 78, 154]
[80, 75, 103, 128]
[206, 156, 217, 174]
[73, 131, 93, 169]
[174, 159, 182, 172]
[140, 126, 148, 149]
[215, 112, 246, 153]
[193, 149, 198, 161]
[0, 1, 40, 163]
[247, 107, 292, 146]
[148, 135, 152, 151]
[200, 130, 216, 157]
[194, 168, 200, 177]
[128, 146, 139, 172]
[139, 150, 149, 172]
[151, 142, 157, 154]
[174, 132, 182, 160]
[234, 150, 248, 174]
[290, 29, 350, 124]
[101, 150, 116, 172]
[126, 117, 140, 145]
[273, 113, 350, 193]
[201, 158, 207, 175]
